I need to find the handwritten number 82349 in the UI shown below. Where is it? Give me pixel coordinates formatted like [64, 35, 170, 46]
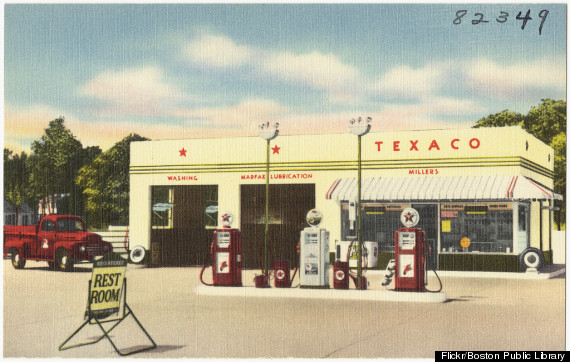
[453, 10, 549, 35]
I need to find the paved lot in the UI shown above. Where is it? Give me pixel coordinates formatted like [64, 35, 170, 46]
[3, 260, 566, 358]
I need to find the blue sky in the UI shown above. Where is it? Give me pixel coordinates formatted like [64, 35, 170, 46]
[4, 3, 567, 152]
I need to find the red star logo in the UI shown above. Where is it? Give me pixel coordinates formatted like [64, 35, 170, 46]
[404, 212, 415, 223]
[271, 145, 280, 154]
[179, 148, 187, 157]
[221, 213, 231, 222]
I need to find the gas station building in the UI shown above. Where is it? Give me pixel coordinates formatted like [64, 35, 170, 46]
[129, 126, 561, 272]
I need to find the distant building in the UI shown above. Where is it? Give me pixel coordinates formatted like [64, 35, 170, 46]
[38, 193, 70, 216]
[4, 199, 37, 225]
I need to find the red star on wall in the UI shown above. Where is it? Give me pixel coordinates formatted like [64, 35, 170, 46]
[271, 145, 281, 154]
[179, 148, 187, 157]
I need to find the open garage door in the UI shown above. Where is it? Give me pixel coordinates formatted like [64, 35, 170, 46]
[240, 184, 315, 270]
[150, 185, 217, 267]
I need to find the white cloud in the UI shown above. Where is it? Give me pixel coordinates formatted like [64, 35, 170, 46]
[371, 97, 483, 130]
[466, 58, 566, 100]
[257, 96, 479, 137]
[183, 34, 362, 103]
[262, 51, 360, 91]
[425, 96, 484, 115]
[185, 34, 253, 69]
[374, 63, 447, 100]
[174, 98, 287, 129]
[80, 66, 188, 116]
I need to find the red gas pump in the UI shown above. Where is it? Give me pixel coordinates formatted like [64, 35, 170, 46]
[394, 227, 425, 291]
[394, 208, 425, 292]
[200, 212, 242, 287]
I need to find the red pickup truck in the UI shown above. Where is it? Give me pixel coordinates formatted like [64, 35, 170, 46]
[3, 214, 113, 271]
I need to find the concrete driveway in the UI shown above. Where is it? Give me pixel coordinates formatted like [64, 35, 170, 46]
[3, 260, 565, 358]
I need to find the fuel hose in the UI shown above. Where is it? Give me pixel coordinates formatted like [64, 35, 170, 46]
[199, 243, 214, 286]
[424, 245, 442, 293]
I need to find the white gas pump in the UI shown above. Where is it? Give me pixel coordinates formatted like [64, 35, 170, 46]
[300, 209, 329, 289]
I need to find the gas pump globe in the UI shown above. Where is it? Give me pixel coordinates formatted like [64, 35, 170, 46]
[400, 208, 420, 228]
[306, 209, 322, 227]
[221, 211, 233, 228]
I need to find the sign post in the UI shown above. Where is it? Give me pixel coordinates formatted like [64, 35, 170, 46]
[59, 252, 156, 356]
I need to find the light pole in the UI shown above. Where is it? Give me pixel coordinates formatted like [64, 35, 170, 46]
[348, 116, 371, 290]
[258, 122, 279, 278]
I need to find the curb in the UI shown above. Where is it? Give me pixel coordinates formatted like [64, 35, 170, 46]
[195, 284, 447, 303]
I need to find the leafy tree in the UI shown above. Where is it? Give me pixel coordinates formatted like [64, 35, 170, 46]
[77, 134, 149, 229]
[473, 110, 524, 128]
[473, 99, 566, 227]
[4, 149, 33, 222]
[551, 133, 566, 227]
[525, 99, 566, 143]
[28, 117, 88, 215]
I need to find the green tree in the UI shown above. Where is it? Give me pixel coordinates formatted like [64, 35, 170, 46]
[551, 133, 566, 227]
[28, 117, 87, 215]
[473, 99, 566, 227]
[4, 149, 33, 221]
[525, 99, 566, 143]
[472, 110, 524, 129]
[77, 134, 149, 229]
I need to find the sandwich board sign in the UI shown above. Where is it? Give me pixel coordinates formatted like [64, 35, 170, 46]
[60, 252, 156, 356]
[86, 252, 127, 319]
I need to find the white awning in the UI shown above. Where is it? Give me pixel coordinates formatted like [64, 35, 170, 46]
[325, 176, 563, 202]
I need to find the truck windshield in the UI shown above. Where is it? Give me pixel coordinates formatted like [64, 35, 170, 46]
[56, 219, 84, 232]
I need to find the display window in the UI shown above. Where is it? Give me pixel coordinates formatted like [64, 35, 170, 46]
[440, 203, 513, 253]
[340, 202, 410, 253]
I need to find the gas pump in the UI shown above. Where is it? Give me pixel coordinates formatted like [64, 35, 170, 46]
[300, 209, 329, 289]
[382, 208, 442, 292]
[394, 208, 425, 292]
[200, 211, 242, 287]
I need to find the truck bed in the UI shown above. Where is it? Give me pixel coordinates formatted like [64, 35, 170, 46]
[4, 225, 38, 237]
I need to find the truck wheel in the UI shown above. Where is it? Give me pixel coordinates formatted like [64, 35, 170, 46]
[55, 249, 74, 272]
[10, 248, 26, 269]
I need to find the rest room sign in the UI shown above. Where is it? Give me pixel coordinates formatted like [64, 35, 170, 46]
[85, 252, 127, 319]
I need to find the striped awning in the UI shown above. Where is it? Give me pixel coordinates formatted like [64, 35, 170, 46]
[325, 176, 563, 202]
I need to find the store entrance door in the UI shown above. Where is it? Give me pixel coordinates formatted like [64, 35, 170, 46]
[412, 204, 439, 269]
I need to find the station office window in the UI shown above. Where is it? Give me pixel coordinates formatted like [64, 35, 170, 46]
[204, 186, 218, 229]
[151, 185, 218, 229]
[151, 186, 174, 229]
[341, 202, 407, 253]
[440, 203, 513, 253]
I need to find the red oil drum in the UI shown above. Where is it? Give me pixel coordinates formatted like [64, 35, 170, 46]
[274, 260, 291, 288]
[254, 275, 270, 288]
[333, 261, 349, 289]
